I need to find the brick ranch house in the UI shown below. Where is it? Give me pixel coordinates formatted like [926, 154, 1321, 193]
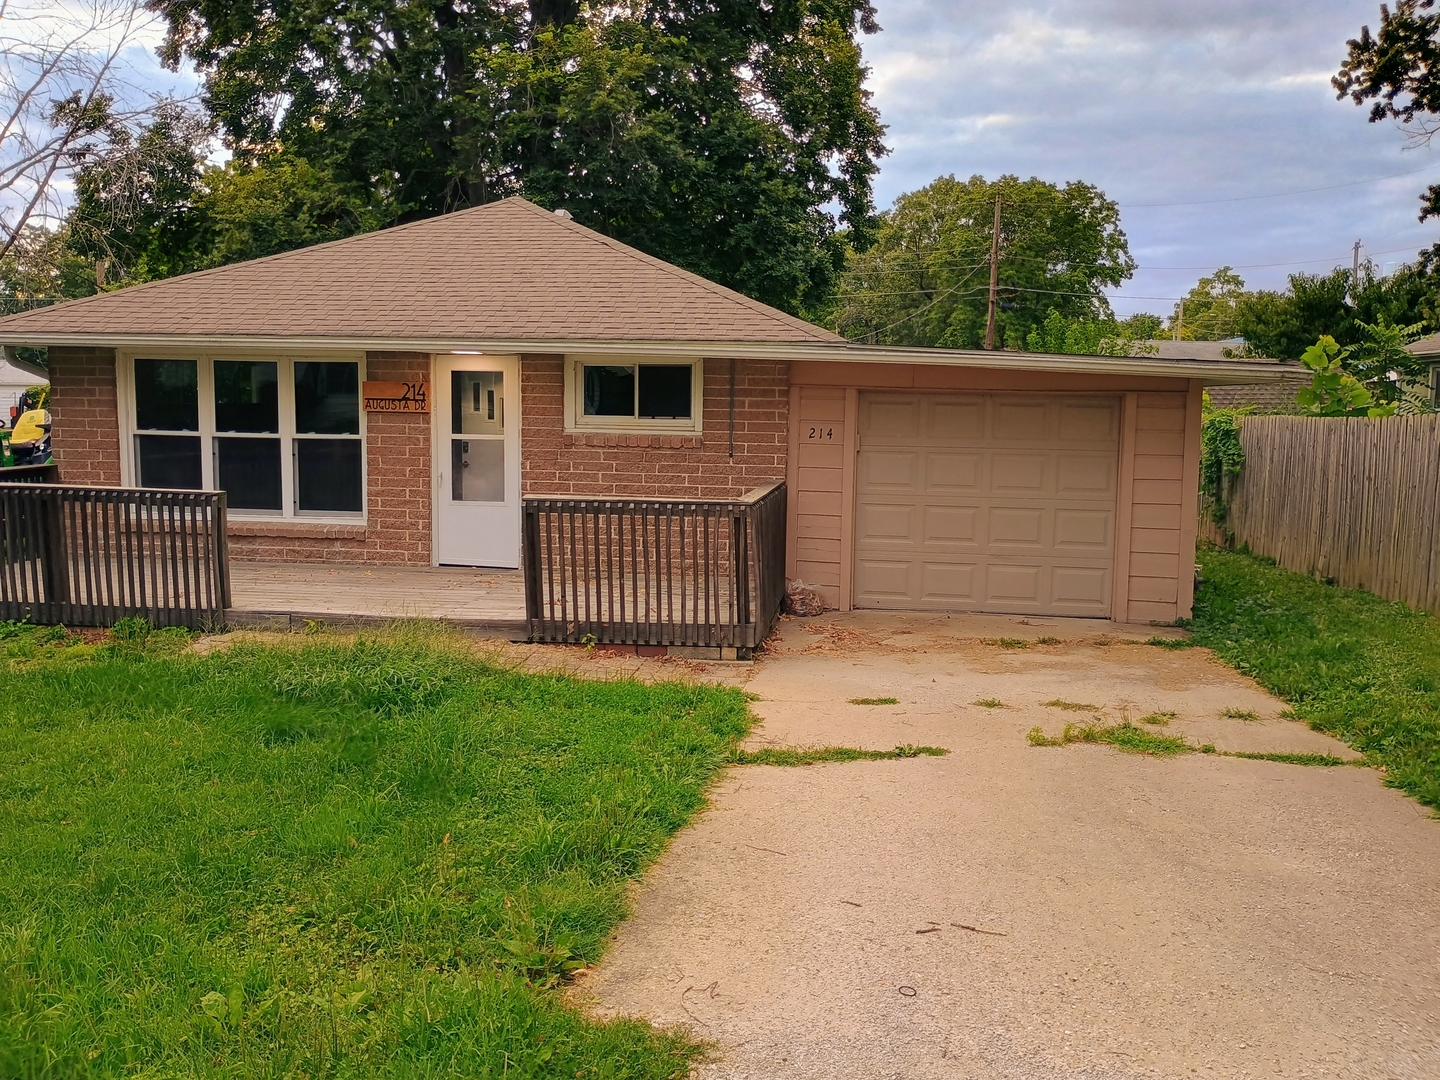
[0, 197, 1284, 623]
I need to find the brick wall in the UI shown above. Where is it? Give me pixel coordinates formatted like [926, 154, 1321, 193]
[228, 352, 432, 564]
[49, 346, 122, 484]
[520, 355, 789, 498]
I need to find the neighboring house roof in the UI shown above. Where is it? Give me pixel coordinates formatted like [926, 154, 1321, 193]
[0, 197, 840, 346]
[1143, 340, 1250, 360]
[1407, 332, 1440, 359]
[0, 349, 47, 389]
[1206, 378, 1308, 412]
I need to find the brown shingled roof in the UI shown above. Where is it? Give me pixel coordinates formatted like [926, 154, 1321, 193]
[0, 197, 840, 344]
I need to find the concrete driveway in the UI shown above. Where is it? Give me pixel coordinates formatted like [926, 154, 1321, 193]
[577, 612, 1440, 1080]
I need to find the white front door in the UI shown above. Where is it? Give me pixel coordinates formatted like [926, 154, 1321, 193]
[433, 354, 521, 567]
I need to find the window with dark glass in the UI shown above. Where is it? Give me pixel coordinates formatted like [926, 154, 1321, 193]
[581, 362, 693, 421]
[638, 365, 692, 419]
[294, 361, 362, 513]
[133, 358, 202, 489]
[583, 365, 635, 417]
[213, 360, 281, 510]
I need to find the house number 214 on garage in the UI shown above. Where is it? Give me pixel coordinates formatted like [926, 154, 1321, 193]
[807, 426, 835, 441]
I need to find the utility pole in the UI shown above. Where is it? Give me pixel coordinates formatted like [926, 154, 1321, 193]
[1352, 239, 1362, 302]
[1174, 298, 1184, 342]
[984, 196, 1002, 350]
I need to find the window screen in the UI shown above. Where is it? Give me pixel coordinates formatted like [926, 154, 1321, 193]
[295, 362, 360, 434]
[638, 365, 692, 419]
[134, 359, 198, 431]
[295, 439, 363, 513]
[583, 365, 635, 416]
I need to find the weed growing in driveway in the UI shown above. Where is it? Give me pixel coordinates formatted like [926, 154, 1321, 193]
[1221, 707, 1261, 721]
[1139, 711, 1177, 726]
[0, 623, 748, 1078]
[1146, 635, 1196, 650]
[973, 698, 1006, 708]
[1189, 548, 1440, 808]
[986, 637, 1030, 649]
[1201, 748, 1361, 767]
[849, 697, 900, 705]
[730, 744, 948, 766]
[1043, 699, 1100, 712]
[1027, 721, 1193, 756]
[1035, 636, 1062, 645]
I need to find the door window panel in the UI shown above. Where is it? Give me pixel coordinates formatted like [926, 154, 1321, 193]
[452, 370, 504, 434]
[295, 438, 363, 512]
[134, 359, 198, 431]
[216, 437, 282, 510]
[136, 434, 202, 489]
[214, 361, 279, 433]
[451, 438, 504, 502]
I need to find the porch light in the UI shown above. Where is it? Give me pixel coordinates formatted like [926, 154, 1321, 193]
[450, 350, 484, 355]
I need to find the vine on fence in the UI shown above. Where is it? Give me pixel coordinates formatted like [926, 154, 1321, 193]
[1200, 400, 1247, 544]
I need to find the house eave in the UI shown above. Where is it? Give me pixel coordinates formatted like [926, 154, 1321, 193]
[0, 332, 1296, 384]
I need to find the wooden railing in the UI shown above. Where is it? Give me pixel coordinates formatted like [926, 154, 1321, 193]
[0, 463, 57, 483]
[0, 484, 231, 628]
[523, 482, 787, 651]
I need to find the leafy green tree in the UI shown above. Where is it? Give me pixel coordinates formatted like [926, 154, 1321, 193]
[1335, 2, 1440, 251]
[1024, 308, 1160, 356]
[144, 0, 887, 313]
[829, 174, 1135, 347]
[1169, 266, 1246, 340]
[1295, 336, 1394, 417]
[1235, 264, 1440, 359]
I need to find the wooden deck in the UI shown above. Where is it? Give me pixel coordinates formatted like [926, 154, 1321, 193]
[227, 561, 527, 636]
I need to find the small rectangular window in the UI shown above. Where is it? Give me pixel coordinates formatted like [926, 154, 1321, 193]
[136, 434, 202, 489]
[638, 365, 693, 419]
[295, 438, 363, 513]
[583, 365, 636, 416]
[294, 361, 360, 434]
[214, 360, 279, 433]
[216, 437, 282, 510]
[134, 359, 198, 431]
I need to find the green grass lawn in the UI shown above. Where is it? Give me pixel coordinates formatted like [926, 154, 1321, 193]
[0, 623, 753, 1078]
[1189, 548, 1440, 811]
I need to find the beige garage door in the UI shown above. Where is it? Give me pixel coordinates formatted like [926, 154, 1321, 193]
[855, 393, 1119, 616]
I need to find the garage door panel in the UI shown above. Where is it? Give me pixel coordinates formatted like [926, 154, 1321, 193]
[857, 392, 1118, 617]
[864, 397, 921, 441]
[854, 559, 916, 603]
[925, 451, 982, 492]
[1057, 455, 1116, 495]
[1058, 401, 1120, 443]
[988, 507, 1045, 546]
[985, 563, 1044, 603]
[920, 561, 979, 604]
[1052, 566, 1111, 610]
[991, 453, 1049, 494]
[992, 401, 1050, 441]
[857, 502, 918, 544]
[927, 399, 985, 440]
[1053, 509, 1112, 550]
[923, 504, 980, 545]
[861, 450, 920, 489]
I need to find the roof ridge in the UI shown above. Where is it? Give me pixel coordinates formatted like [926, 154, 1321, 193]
[504, 198, 841, 342]
[0, 198, 533, 326]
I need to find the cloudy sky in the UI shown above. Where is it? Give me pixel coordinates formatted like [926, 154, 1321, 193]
[862, 0, 1440, 319]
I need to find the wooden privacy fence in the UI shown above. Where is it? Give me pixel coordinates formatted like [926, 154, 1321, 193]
[0, 484, 231, 628]
[523, 482, 787, 650]
[1208, 415, 1440, 613]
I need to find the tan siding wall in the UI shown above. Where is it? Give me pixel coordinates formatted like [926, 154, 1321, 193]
[788, 363, 1200, 622]
[519, 355, 788, 499]
[792, 387, 846, 606]
[1124, 391, 1189, 623]
[49, 346, 122, 485]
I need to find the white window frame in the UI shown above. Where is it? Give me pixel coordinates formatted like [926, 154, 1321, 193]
[117, 349, 368, 523]
[563, 355, 704, 435]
